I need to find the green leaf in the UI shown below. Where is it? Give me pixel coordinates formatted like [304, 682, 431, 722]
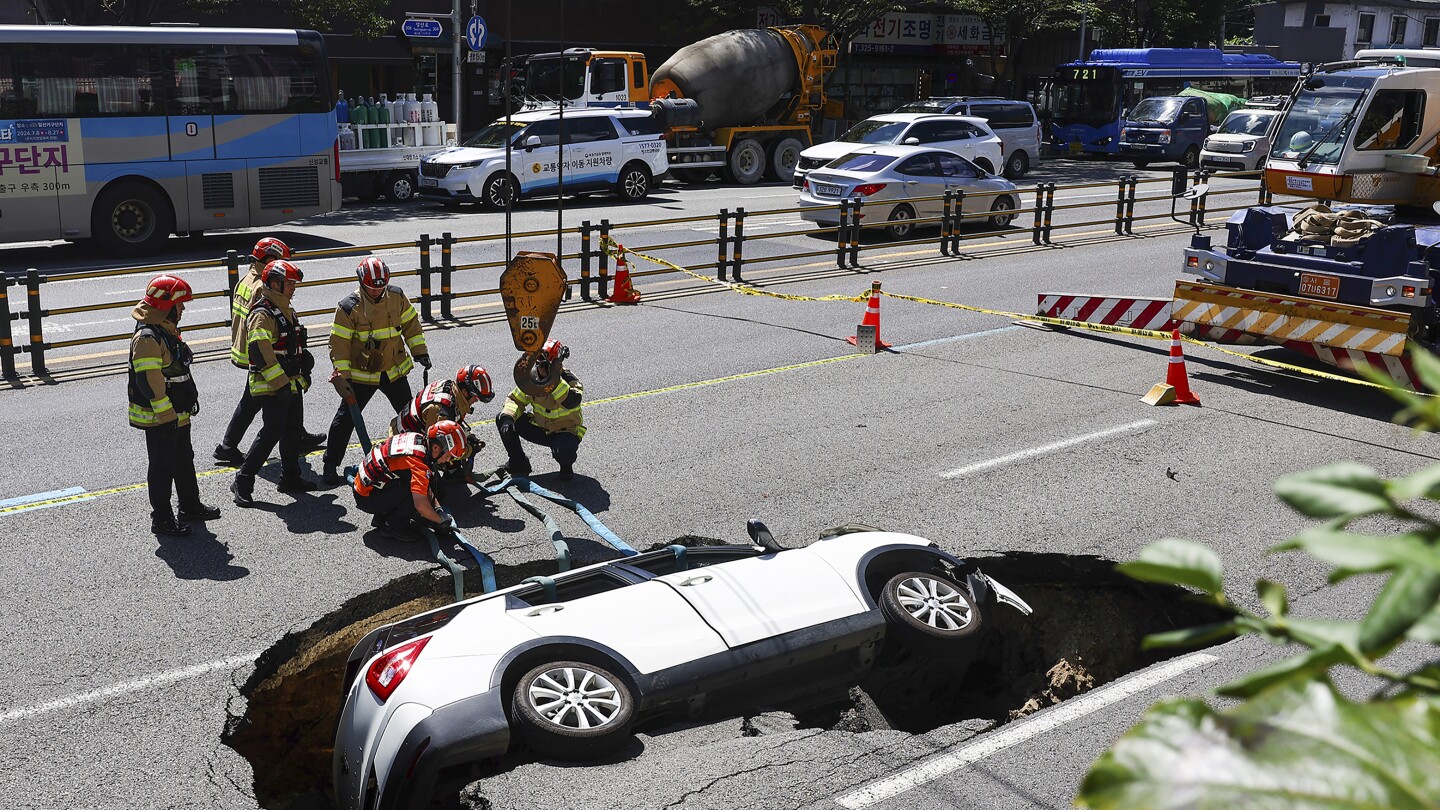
[1359, 568, 1440, 652]
[1279, 617, 1362, 653]
[1076, 679, 1440, 810]
[1274, 526, 1440, 575]
[1273, 463, 1393, 518]
[1406, 603, 1440, 644]
[1216, 645, 1348, 699]
[1116, 538, 1224, 596]
[1388, 463, 1440, 501]
[1409, 340, 1440, 392]
[1140, 622, 1237, 650]
[1257, 579, 1288, 617]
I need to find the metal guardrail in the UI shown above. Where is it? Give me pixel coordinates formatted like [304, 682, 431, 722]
[0, 168, 1278, 380]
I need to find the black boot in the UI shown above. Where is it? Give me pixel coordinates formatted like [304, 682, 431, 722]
[152, 515, 192, 537]
[231, 475, 256, 507]
[302, 432, 327, 450]
[178, 502, 222, 521]
[503, 456, 532, 478]
[322, 464, 345, 486]
[278, 475, 319, 493]
[213, 444, 244, 466]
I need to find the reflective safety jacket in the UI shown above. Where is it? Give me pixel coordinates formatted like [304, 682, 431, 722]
[396, 379, 474, 435]
[502, 370, 585, 437]
[128, 302, 195, 429]
[228, 263, 264, 368]
[329, 286, 426, 386]
[355, 432, 434, 498]
[246, 286, 306, 397]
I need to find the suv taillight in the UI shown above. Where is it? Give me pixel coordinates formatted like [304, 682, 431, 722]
[366, 636, 430, 702]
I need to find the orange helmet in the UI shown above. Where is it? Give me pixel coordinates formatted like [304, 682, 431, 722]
[262, 259, 304, 289]
[427, 420, 467, 462]
[357, 257, 390, 292]
[541, 339, 569, 363]
[455, 365, 494, 403]
[142, 274, 193, 310]
[251, 237, 291, 264]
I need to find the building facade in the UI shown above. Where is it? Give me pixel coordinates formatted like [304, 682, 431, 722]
[1255, 0, 1440, 63]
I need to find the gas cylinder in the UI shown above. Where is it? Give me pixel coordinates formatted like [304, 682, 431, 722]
[405, 94, 421, 124]
[338, 123, 356, 151]
[421, 93, 437, 123]
[336, 91, 348, 124]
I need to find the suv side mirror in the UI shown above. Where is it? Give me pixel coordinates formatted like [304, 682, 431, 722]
[524, 135, 542, 151]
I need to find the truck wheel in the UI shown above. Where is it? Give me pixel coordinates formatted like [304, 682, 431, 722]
[385, 171, 416, 202]
[615, 162, 652, 202]
[724, 139, 766, 185]
[91, 181, 174, 258]
[481, 173, 517, 210]
[1181, 146, 1200, 169]
[765, 138, 804, 183]
[1003, 151, 1029, 179]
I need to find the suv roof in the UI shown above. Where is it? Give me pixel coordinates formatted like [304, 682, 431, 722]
[506, 106, 650, 123]
[870, 112, 992, 125]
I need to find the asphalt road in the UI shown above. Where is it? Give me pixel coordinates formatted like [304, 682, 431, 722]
[3, 160, 1426, 810]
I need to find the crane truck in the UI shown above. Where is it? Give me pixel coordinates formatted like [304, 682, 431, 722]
[515, 25, 838, 185]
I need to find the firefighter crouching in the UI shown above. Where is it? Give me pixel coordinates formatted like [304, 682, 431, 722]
[497, 339, 584, 480]
[215, 238, 323, 466]
[395, 365, 494, 502]
[232, 259, 318, 506]
[128, 275, 221, 536]
[352, 421, 468, 542]
[322, 257, 430, 486]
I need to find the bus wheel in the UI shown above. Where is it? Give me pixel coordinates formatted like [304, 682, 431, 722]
[92, 181, 173, 258]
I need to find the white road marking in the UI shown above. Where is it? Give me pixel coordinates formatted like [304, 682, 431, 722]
[833, 652, 1219, 809]
[940, 419, 1157, 479]
[0, 651, 262, 726]
[893, 325, 1022, 351]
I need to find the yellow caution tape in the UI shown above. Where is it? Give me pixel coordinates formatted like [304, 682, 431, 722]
[600, 236, 867, 304]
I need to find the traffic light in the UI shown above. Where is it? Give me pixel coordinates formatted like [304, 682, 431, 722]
[916, 70, 932, 100]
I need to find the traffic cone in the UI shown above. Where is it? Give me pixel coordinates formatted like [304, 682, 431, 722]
[607, 244, 642, 305]
[1143, 328, 1201, 406]
[846, 281, 891, 350]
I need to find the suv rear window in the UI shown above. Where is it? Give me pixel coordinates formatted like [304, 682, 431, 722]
[830, 153, 898, 172]
[970, 103, 1035, 129]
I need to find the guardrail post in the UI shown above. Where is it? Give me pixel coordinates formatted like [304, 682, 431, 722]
[417, 234, 433, 322]
[732, 207, 746, 282]
[1032, 185, 1045, 245]
[224, 250, 240, 296]
[24, 269, 44, 376]
[951, 190, 965, 255]
[848, 197, 861, 267]
[0, 275, 15, 379]
[579, 220, 593, 301]
[440, 231, 454, 320]
[833, 202, 847, 268]
[1114, 178, 1128, 235]
[1042, 183, 1057, 244]
[1125, 177, 1138, 234]
[598, 219, 612, 299]
[1259, 176, 1272, 205]
[941, 191, 954, 257]
[1195, 170, 1209, 227]
[717, 208, 730, 281]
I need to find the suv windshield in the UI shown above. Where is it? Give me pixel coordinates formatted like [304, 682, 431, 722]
[1127, 97, 1185, 124]
[838, 120, 907, 144]
[1269, 74, 1375, 164]
[1218, 111, 1276, 136]
[463, 121, 524, 148]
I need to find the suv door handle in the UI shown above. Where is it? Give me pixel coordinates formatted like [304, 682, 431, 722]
[526, 605, 564, 616]
[679, 574, 714, 586]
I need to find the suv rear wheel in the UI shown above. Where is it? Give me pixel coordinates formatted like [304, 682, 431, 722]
[615, 162, 652, 202]
[879, 571, 982, 657]
[512, 660, 635, 759]
[1004, 151, 1029, 179]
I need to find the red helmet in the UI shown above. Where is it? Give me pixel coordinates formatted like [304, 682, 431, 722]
[541, 339, 570, 363]
[142, 274, 194, 310]
[263, 259, 304, 289]
[427, 420, 467, 462]
[357, 257, 390, 292]
[251, 237, 291, 264]
[455, 365, 494, 403]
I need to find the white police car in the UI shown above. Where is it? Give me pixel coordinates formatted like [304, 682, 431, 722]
[418, 107, 669, 208]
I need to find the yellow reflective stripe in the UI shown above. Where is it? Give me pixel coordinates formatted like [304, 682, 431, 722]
[349, 369, 382, 384]
[550, 380, 571, 401]
[532, 404, 580, 420]
[334, 359, 353, 372]
[405, 334, 426, 349]
[131, 357, 163, 372]
[351, 326, 403, 340]
[260, 365, 285, 381]
[331, 324, 357, 340]
[249, 328, 275, 343]
[401, 305, 417, 324]
[509, 388, 532, 406]
[151, 397, 174, 413]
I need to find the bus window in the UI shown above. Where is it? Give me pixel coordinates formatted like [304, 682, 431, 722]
[216, 44, 327, 114]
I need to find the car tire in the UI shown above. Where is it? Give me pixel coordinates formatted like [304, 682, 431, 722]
[1003, 151, 1029, 179]
[1181, 145, 1200, 170]
[1132, 159, 1150, 169]
[481, 172, 517, 210]
[91, 181, 174, 258]
[512, 660, 636, 760]
[974, 158, 995, 175]
[385, 171, 416, 202]
[615, 161, 652, 202]
[671, 167, 710, 184]
[879, 571, 982, 657]
[885, 204, 916, 241]
[765, 137, 804, 182]
[724, 139, 766, 185]
[988, 195, 1016, 229]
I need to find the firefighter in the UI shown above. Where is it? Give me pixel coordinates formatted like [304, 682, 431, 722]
[321, 257, 430, 485]
[232, 259, 317, 506]
[128, 275, 221, 536]
[497, 339, 584, 480]
[395, 366, 494, 500]
[352, 420, 468, 541]
[214, 237, 323, 466]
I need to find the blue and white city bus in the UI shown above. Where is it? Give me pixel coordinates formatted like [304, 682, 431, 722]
[1051, 48, 1302, 157]
[0, 25, 340, 256]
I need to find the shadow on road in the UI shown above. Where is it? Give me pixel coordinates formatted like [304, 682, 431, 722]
[153, 524, 251, 581]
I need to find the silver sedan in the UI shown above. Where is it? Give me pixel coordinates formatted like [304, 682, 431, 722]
[798, 144, 1019, 240]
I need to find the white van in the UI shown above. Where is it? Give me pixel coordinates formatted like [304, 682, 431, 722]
[896, 97, 1042, 179]
[418, 107, 669, 208]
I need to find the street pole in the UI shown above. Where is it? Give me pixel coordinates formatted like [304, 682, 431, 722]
[1078, 12, 1087, 61]
[452, 0, 462, 140]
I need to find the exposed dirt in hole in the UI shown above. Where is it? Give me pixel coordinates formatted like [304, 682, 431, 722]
[224, 548, 1230, 810]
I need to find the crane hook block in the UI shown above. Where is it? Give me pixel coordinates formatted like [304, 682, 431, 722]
[499, 251, 568, 353]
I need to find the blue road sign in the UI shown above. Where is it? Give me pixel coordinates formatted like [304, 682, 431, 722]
[466, 15, 488, 51]
[402, 18, 442, 38]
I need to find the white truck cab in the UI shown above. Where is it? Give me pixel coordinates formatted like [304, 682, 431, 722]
[417, 107, 668, 208]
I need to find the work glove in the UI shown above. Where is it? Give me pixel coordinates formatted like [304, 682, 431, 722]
[415, 353, 433, 370]
[329, 370, 356, 403]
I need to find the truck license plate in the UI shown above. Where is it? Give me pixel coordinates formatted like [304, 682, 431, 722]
[1298, 272, 1340, 299]
[420, 177, 438, 187]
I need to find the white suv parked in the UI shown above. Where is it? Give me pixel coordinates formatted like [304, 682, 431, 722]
[1200, 108, 1282, 172]
[896, 97, 1042, 179]
[418, 107, 669, 208]
[794, 113, 1004, 187]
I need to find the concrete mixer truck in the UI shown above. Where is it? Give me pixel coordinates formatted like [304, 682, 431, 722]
[517, 25, 838, 185]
